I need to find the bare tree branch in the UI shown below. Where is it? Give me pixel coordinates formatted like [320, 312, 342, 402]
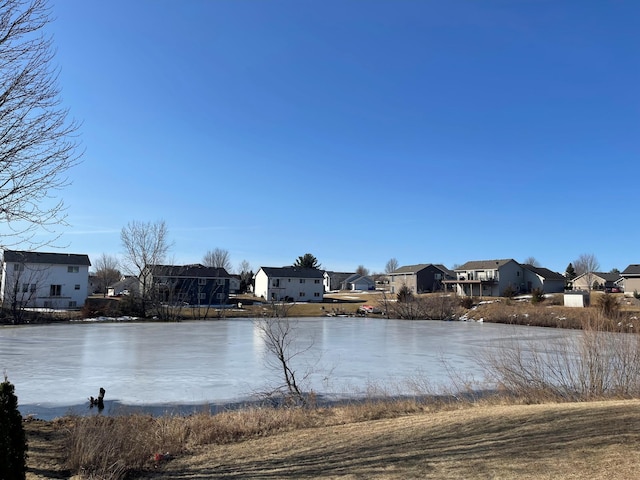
[0, 0, 82, 248]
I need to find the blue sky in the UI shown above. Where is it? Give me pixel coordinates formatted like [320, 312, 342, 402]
[27, 0, 640, 274]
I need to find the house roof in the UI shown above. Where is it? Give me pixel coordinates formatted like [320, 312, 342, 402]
[455, 259, 516, 271]
[523, 265, 565, 281]
[573, 271, 622, 283]
[148, 264, 230, 278]
[344, 274, 374, 284]
[258, 266, 324, 279]
[3, 249, 91, 266]
[622, 264, 640, 276]
[390, 263, 454, 277]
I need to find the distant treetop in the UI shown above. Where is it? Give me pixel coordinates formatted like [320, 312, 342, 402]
[293, 253, 320, 269]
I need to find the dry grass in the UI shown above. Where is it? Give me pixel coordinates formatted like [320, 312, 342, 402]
[26, 399, 640, 479]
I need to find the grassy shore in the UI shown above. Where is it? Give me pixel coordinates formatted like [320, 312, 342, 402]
[25, 398, 640, 479]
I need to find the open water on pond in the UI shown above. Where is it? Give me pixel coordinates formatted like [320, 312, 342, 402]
[0, 318, 583, 419]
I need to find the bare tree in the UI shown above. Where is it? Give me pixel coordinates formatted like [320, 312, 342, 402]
[355, 265, 369, 276]
[0, 0, 81, 248]
[523, 256, 540, 267]
[93, 253, 120, 297]
[202, 248, 232, 271]
[2, 259, 48, 324]
[574, 253, 600, 292]
[120, 220, 172, 317]
[238, 259, 253, 293]
[255, 316, 312, 406]
[385, 258, 399, 274]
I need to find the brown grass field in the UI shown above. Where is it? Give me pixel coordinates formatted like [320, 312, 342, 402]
[25, 399, 640, 479]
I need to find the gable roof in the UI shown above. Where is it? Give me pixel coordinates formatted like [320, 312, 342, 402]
[258, 266, 324, 279]
[523, 265, 565, 281]
[455, 259, 516, 271]
[3, 249, 91, 266]
[622, 264, 640, 276]
[148, 264, 229, 278]
[343, 273, 375, 284]
[573, 271, 622, 283]
[390, 263, 454, 277]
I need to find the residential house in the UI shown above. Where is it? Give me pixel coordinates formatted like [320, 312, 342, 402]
[254, 267, 324, 302]
[446, 259, 565, 297]
[522, 265, 566, 294]
[229, 274, 241, 294]
[341, 274, 375, 291]
[142, 264, 230, 305]
[387, 264, 454, 294]
[572, 272, 622, 291]
[0, 249, 91, 309]
[620, 265, 640, 296]
[107, 276, 140, 297]
[323, 271, 355, 292]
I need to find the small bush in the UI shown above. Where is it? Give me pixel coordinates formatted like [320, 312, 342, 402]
[634, 290, 640, 300]
[596, 293, 620, 319]
[459, 296, 475, 309]
[530, 288, 545, 305]
[396, 284, 413, 303]
[0, 376, 28, 480]
[502, 284, 517, 299]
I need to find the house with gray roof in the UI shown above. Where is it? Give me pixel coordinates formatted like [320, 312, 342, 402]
[254, 266, 324, 302]
[142, 264, 230, 305]
[387, 263, 454, 294]
[323, 271, 355, 292]
[572, 271, 622, 292]
[621, 264, 640, 296]
[341, 273, 375, 291]
[1, 249, 91, 309]
[522, 265, 566, 293]
[445, 259, 566, 297]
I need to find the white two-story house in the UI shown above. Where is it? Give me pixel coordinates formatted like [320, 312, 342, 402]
[1, 250, 91, 309]
[254, 267, 324, 302]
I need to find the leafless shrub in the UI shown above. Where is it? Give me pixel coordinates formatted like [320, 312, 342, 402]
[482, 318, 640, 402]
[387, 294, 458, 320]
[596, 293, 621, 319]
[254, 316, 315, 406]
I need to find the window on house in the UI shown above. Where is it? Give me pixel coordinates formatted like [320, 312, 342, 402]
[30, 284, 36, 292]
[68, 301, 77, 308]
[199, 292, 206, 300]
[299, 292, 305, 297]
[75, 284, 80, 290]
[272, 279, 280, 287]
[49, 285, 61, 296]
[198, 278, 207, 285]
[22, 283, 29, 293]
[314, 292, 320, 297]
[300, 279, 305, 284]
[68, 266, 79, 273]
[314, 279, 320, 284]
[14, 264, 24, 271]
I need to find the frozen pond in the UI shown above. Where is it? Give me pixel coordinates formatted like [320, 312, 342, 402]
[0, 318, 581, 419]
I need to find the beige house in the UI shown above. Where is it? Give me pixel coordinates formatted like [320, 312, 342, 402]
[621, 265, 640, 296]
[571, 272, 622, 291]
